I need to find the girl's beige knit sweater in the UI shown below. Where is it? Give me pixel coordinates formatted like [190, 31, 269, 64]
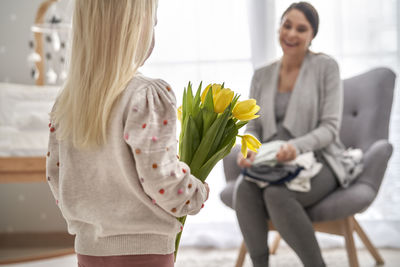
[46, 74, 208, 256]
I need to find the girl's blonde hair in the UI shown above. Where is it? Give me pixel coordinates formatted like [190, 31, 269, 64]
[52, 0, 158, 149]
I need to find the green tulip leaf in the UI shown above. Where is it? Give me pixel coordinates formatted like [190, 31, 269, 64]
[190, 110, 229, 173]
[180, 115, 199, 165]
[194, 138, 236, 182]
[192, 82, 202, 117]
[236, 120, 248, 130]
[186, 82, 194, 116]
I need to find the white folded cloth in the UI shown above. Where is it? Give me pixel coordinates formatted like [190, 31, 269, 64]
[247, 141, 322, 192]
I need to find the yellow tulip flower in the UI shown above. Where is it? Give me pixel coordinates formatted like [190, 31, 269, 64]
[177, 106, 182, 122]
[241, 138, 248, 158]
[201, 83, 222, 103]
[240, 134, 261, 158]
[233, 99, 260, 121]
[214, 88, 234, 113]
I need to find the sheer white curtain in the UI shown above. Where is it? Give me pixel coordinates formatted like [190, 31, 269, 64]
[141, 0, 252, 248]
[141, 0, 399, 248]
[247, 0, 277, 69]
[142, 0, 253, 101]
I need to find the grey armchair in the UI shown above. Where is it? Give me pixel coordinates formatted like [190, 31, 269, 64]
[220, 67, 396, 267]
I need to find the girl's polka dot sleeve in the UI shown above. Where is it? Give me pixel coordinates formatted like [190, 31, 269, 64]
[124, 79, 208, 217]
[46, 120, 60, 206]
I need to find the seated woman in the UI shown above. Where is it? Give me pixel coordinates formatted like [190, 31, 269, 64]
[234, 2, 348, 267]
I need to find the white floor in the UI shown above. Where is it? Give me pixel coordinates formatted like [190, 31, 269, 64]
[3, 246, 400, 267]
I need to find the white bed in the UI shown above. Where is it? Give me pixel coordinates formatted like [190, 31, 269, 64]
[0, 83, 59, 183]
[0, 83, 59, 157]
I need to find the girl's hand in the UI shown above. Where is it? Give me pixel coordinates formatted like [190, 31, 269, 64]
[276, 143, 297, 162]
[237, 150, 256, 168]
[203, 182, 210, 201]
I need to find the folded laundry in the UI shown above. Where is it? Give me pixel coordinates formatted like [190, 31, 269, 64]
[243, 164, 303, 186]
[251, 140, 285, 167]
[339, 147, 363, 182]
[243, 141, 364, 191]
[244, 140, 322, 191]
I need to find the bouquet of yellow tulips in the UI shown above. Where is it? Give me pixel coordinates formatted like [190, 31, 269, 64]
[174, 82, 261, 260]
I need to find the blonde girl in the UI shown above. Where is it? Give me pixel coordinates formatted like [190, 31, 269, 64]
[46, 1, 209, 266]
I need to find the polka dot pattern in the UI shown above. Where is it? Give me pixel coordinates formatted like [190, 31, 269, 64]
[123, 82, 206, 218]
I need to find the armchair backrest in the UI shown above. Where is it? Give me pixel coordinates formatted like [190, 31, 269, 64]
[340, 68, 396, 151]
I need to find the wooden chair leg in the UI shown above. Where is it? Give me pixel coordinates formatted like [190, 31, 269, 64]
[269, 232, 281, 255]
[343, 217, 360, 267]
[353, 218, 385, 265]
[235, 241, 247, 267]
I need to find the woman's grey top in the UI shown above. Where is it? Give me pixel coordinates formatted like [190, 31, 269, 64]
[245, 52, 352, 187]
[273, 91, 293, 141]
[274, 91, 325, 161]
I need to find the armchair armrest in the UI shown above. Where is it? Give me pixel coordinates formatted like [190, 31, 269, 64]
[357, 139, 393, 191]
[223, 145, 242, 183]
[220, 181, 236, 209]
[307, 139, 393, 222]
[220, 145, 242, 209]
[307, 183, 376, 221]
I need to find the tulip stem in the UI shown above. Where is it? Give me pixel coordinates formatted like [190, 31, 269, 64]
[174, 215, 187, 262]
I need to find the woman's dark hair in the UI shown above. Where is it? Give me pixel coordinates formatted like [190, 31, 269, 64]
[281, 2, 319, 38]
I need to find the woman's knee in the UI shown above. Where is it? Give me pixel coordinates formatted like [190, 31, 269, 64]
[263, 184, 292, 203]
[235, 176, 252, 198]
[233, 176, 262, 208]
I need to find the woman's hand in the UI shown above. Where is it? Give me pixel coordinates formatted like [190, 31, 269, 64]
[276, 143, 297, 162]
[237, 150, 256, 168]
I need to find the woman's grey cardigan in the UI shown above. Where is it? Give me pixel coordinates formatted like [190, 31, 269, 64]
[246, 52, 351, 187]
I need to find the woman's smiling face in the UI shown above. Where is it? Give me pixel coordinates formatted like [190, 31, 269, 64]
[279, 9, 314, 56]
